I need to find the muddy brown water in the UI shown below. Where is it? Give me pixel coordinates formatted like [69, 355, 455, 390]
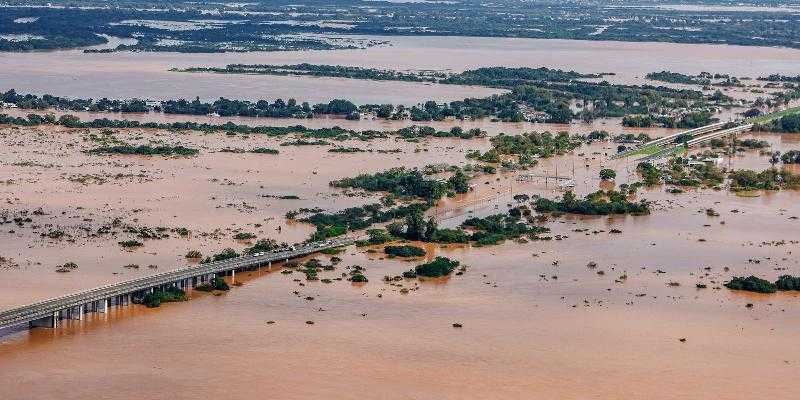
[1, 121, 799, 399]
[2, 35, 800, 104]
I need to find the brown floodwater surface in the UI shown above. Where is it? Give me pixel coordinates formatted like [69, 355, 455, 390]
[1, 121, 799, 398]
[1, 36, 799, 104]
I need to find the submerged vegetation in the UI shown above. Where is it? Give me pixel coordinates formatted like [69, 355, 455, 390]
[467, 131, 583, 166]
[725, 275, 800, 294]
[384, 245, 426, 258]
[135, 286, 188, 308]
[331, 167, 469, 202]
[534, 190, 650, 216]
[414, 257, 460, 278]
[728, 169, 800, 191]
[88, 144, 199, 156]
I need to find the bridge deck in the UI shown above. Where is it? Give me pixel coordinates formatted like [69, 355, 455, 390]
[0, 238, 353, 330]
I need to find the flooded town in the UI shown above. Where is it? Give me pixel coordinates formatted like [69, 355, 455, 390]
[1, 1, 799, 399]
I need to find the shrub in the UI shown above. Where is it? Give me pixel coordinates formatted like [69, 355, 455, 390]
[724, 276, 776, 293]
[185, 250, 202, 258]
[384, 245, 426, 257]
[599, 168, 617, 180]
[415, 257, 460, 277]
[233, 232, 257, 240]
[138, 286, 187, 308]
[212, 277, 230, 291]
[775, 275, 800, 291]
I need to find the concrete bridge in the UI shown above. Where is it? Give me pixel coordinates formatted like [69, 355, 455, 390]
[0, 238, 353, 331]
[639, 123, 754, 162]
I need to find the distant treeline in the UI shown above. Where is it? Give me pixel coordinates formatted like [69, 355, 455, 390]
[175, 63, 445, 83]
[175, 64, 608, 87]
[1, 63, 724, 126]
[0, 112, 487, 141]
[1, 62, 716, 124]
[646, 71, 711, 86]
[759, 74, 800, 83]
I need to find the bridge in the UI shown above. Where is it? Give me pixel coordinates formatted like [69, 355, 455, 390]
[0, 237, 353, 331]
[639, 123, 754, 162]
[615, 106, 800, 162]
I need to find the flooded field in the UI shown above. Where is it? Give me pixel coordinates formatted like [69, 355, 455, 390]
[2, 27, 800, 399]
[1, 121, 799, 399]
[2, 36, 800, 104]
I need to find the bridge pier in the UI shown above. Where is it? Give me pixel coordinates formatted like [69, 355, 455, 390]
[66, 305, 84, 320]
[29, 311, 60, 329]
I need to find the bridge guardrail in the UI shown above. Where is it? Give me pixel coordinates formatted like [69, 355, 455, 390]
[0, 238, 353, 329]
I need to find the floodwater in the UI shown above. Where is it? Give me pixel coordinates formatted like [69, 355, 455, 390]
[1, 35, 800, 104]
[1, 122, 799, 399]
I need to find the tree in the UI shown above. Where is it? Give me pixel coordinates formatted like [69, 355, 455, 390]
[367, 229, 392, 244]
[424, 217, 438, 241]
[779, 113, 800, 132]
[405, 212, 425, 241]
[599, 168, 617, 180]
[386, 222, 405, 238]
[447, 169, 470, 193]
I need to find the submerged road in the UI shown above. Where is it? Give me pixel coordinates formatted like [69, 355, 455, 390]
[0, 237, 353, 331]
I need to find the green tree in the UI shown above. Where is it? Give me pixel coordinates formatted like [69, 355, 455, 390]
[447, 169, 470, 193]
[405, 212, 425, 241]
[424, 217, 438, 241]
[599, 168, 617, 180]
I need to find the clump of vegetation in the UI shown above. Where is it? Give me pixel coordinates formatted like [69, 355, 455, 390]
[233, 232, 257, 240]
[415, 257, 460, 278]
[636, 162, 661, 185]
[429, 228, 471, 244]
[118, 239, 144, 248]
[281, 139, 330, 146]
[384, 245, 426, 257]
[599, 168, 616, 180]
[534, 190, 650, 215]
[299, 202, 430, 241]
[185, 250, 202, 259]
[196, 277, 230, 292]
[781, 150, 800, 164]
[775, 275, 800, 291]
[331, 167, 468, 202]
[251, 147, 279, 154]
[360, 229, 393, 246]
[661, 157, 725, 187]
[136, 286, 188, 308]
[244, 239, 281, 254]
[729, 169, 800, 191]
[55, 261, 79, 273]
[467, 131, 582, 166]
[646, 71, 711, 86]
[461, 210, 549, 245]
[88, 144, 198, 156]
[201, 248, 240, 263]
[349, 273, 368, 283]
[724, 276, 776, 293]
[760, 113, 800, 133]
